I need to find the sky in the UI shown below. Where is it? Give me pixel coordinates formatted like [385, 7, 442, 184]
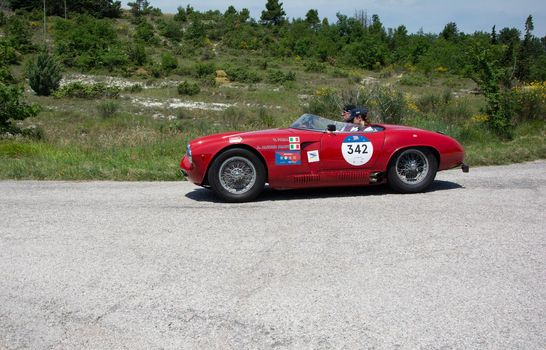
[149, 0, 546, 37]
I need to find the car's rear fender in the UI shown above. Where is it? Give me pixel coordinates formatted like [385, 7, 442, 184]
[201, 144, 268, 186]
[385, 145, 440, 171]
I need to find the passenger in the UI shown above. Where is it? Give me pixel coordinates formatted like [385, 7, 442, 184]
[349, 107, 371, 127]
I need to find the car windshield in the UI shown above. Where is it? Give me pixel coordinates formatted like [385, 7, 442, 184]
[290, 113, 383, 133]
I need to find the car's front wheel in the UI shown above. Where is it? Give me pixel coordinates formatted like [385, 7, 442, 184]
[208, 148, 266, 202]
[387, 148, 438, 193]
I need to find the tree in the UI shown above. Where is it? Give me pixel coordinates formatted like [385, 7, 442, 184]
[27, 51, 62, 96]
[224, 5, 237, 17]
[515, 15, 534, 81]
[305, 9, 319, 30]
[240, 8, 250, 23]
[127, 0, 160, 17]
[491, 25, 497, 44]
[260, 0, 286, 26]
[441, 22, 459, 41]
[174, 6, 187, 22]
[369, 14, 386, 39]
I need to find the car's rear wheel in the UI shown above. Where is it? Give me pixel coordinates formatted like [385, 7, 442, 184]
[387, 148, 438, 193]
[208, 148, 265, 202]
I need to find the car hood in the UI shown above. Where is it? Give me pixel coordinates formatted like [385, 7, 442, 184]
[190, 128, 296, 142]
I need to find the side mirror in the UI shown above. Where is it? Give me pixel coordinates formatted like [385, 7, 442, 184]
[327, 124, 336, 132]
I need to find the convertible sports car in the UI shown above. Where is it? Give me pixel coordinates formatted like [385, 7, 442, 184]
[180, 114, 469, 202]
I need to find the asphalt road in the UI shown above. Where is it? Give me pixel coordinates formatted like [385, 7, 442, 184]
[1, 161, 545, 349]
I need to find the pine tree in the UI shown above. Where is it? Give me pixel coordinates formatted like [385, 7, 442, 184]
[516, 15, 534, 81]
[260, 0, 286, 26]
[27, 51, 62, 96]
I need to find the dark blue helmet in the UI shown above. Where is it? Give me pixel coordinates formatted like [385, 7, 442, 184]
[347, 106, 368, 122]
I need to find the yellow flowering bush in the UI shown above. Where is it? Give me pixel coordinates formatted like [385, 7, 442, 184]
[471, 113, 489, 123]
[315, 87, 336, 96]
[406, 98, 420, 113]
[511, 81, 546, 123]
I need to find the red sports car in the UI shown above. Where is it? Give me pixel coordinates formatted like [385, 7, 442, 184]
[180, 114, 468, 202]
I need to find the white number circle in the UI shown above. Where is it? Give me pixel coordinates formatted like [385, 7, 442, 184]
[342, 135, 373, 166]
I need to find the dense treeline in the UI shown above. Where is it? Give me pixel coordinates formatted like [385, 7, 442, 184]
[2, 0, 545, 81]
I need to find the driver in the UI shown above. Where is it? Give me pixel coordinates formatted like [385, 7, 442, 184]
[341, 104, 356, 123]
[341, 106, 373, 132]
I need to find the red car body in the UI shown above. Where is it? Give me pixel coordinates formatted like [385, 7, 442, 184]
[180, 114, 467, 201]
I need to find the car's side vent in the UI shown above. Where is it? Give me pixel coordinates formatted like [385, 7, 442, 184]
[336, 171, 368, 182]
[293, 174, 320, 184]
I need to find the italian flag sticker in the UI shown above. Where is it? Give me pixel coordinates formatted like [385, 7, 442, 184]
[290, 143, 300, 150]
[289, 136, 300, 143]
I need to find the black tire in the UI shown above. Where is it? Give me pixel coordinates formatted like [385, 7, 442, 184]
[207, 148, 266, 202]
[387, 148, 438, 193]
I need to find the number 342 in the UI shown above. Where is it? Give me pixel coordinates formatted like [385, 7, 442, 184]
[346, 143, 368, 154]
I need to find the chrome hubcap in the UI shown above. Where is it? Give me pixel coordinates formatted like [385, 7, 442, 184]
[219, 157, 257, 194]
[395, 149, 429, 185]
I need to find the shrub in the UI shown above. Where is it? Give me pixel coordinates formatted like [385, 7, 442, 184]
[0, 84, 40, 131]
[177, 81, 200, 96]
[267, 70, 296, 84]
[222, 107, 247, 129]
[127, 43, 147, 66]
[304, 88, 341, 118]
[161, 53, 178, 73]
[135, 20, 156, 43]
[0, 67, 13, 84]
[20, 125, 45, 140]
[415, 90, 453, 114]
[100, 48, 129, 72]
[358, 85, 407, 124]
[511, 82, 546, 123]
[200, 75, 217, 87]
[442, 98, 473, 124]
[399, 73, 428, 86]
[257, 107, 275, 128]
[194, 62, 215, 78]
[0, 42, 18, 65]
[26, 51, 63, 96]
[158, 19, 183, 41]
[54, 82, 120, 99]
[225, 67, 261, 83]
[304, 61, 326, 73]
[124, 84, 143, 93]
[5, 16, 33, 53]
[96, 100, 120, 118]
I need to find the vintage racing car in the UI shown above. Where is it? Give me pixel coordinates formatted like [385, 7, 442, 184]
[180, 114, 469, 202]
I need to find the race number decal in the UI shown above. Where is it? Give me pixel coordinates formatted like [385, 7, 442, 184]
[341, 135, 373, 166]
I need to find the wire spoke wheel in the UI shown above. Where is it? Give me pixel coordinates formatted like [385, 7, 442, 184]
[218, 156, 257, 194]
[395, 149, 429, 184]
[387, 148, 438, 193]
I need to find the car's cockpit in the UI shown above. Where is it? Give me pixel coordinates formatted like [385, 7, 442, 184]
[290, 114, 384, 133]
